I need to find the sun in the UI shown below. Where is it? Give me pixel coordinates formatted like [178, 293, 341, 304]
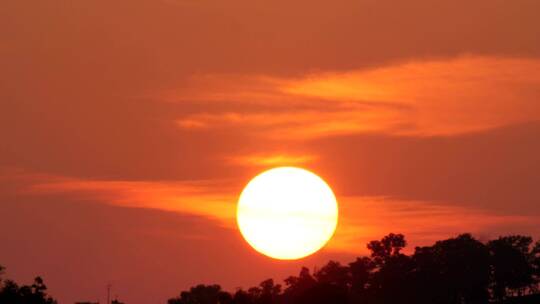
[236, 167, 338, 260]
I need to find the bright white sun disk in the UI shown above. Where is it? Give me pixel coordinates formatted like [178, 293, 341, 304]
[236, 167, 338, 260]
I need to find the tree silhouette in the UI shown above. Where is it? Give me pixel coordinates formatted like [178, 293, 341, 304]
[314, 261, 350, 288]
[168, 284, 231, 304]
[533, 241, 540, 290]
[413, 234, 490, 304]
[168, 233, 540, 304]
[367, 233, 407, 263]
[297, 261, 349, 304]
[247, 279, 281, 304]
[365, 233, 415, 304]
[3, 232, 540, 304]
[282, 267, 316, 303]
[0, 270, 57, 304]
[348, 256, 374, 302]
[488, 235, 537, 300]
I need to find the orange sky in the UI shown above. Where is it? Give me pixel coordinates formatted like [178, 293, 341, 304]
[2, 0, 540, 303]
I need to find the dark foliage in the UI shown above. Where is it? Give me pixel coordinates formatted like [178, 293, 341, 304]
[488, 236, 537, 300]
[169, 233, 540, 304]
[0, 267, 57, 304]
[2, 232, 539, 304]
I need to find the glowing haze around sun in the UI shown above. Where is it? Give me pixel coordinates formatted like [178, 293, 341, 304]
[236, 167, 339, 260]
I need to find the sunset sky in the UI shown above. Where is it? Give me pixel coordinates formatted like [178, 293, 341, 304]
[2, 0, 540, 303]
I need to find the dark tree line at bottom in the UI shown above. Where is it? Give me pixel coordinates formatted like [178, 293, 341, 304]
[0, 265, 56, 304]
[2, 233, 540, 303]
[168, 233, 540, 304]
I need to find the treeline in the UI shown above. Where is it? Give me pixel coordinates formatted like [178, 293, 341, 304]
[2, 233, 539, 304]
[169, 233, 540, 304]
[0, 265, 56, 304]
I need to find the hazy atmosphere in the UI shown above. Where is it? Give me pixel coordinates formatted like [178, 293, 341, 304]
[1, 1, 540, 303]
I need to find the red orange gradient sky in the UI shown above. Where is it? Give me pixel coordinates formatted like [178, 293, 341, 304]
[2, 0, 540, 303]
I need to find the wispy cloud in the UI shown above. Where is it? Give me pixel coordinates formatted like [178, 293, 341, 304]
[329, 196, 540, 254]
[11, 170, 539, 254]
[225, 153, 317, 167]
[29, 177, 239, 227]
[170, 56, 540, 138]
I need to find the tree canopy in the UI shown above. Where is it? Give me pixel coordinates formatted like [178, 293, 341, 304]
[169, 233, 540, 304]
[0, 269, 57, 304]
[2, 232, 540, 304]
